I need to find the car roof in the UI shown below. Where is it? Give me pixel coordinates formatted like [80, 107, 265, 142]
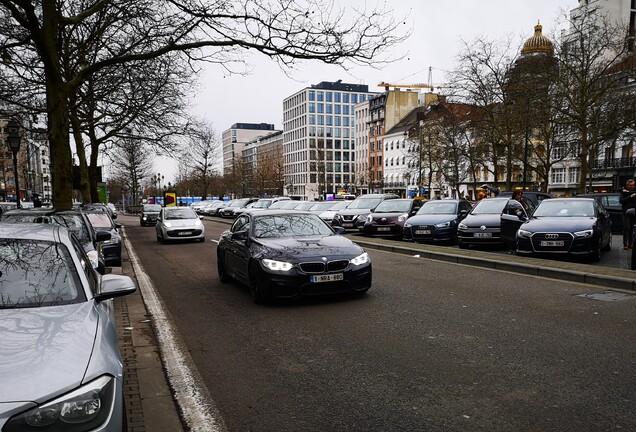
[0, 222, 64, 241]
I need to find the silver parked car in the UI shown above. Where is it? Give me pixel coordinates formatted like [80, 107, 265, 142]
[155, 206, 205, 243]
[0, 223, 137, 431]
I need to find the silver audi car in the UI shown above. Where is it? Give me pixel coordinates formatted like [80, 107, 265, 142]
[0, 223, 136, 431]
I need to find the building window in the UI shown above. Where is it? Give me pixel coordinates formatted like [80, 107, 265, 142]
[326, 104, 332, 114]
[317, 91, 324, 102]
[335, 105, 341, 115]
[568, 167, 580, 184]
[343, 93, 350, 103]
[309, 90, 315, 101]
[551, 167, 566, 184]
[326, 92, 332, 102]
[351, 94, 358, 104]
[309, 103, 315, 113]
[334, 92, 341, 103]
[309, 115, 316, 125]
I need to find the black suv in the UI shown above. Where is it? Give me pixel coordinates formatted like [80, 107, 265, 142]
[332, 193, 400, 231]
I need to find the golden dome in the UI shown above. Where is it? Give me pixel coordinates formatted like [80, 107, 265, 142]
[521, 23, 554, 56]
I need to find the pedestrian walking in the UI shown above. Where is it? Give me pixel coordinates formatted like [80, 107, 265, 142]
[619, 179, 636, 250]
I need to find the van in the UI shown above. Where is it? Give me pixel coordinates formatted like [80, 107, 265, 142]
[332, 193, 400, 231]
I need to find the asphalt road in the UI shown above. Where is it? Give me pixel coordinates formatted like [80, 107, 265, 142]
[122, 215, 636, 432]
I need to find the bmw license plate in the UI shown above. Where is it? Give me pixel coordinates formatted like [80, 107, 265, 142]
[311, 273, 344, 283]
[377, 227, 391, 232]
[474, 232, 492, 238]
[178, 231, 192, 236]
[540, 240, 564, 247]
[415, 229, 431, 235]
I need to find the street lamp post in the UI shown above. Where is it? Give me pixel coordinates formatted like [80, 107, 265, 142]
[6, 119, 21, 208]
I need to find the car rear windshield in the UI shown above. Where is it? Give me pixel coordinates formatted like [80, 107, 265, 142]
[0, 239, 85, 308]
[85, 212, 114, 229]
[253, 214, 333, 238]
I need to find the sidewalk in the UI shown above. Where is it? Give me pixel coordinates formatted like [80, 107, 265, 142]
[113, 244, 184, 432]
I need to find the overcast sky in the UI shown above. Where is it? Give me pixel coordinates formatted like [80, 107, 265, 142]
[156, 0, 579, 182]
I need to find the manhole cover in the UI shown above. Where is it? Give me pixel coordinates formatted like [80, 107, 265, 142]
[577, 292, 636, 302]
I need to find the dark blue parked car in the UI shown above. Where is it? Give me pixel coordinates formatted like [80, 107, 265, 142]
[403, 199, 473, 244]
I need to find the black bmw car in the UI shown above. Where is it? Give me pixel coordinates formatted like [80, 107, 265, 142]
[217, 210, 372, 303]
[516, 198, 612, 262]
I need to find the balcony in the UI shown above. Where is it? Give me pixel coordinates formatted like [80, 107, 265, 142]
[593, 157, 636, 169]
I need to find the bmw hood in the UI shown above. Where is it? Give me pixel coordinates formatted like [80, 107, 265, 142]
[524, 217, 596, 232]
[258, 235, 363, 260]
[407, 214, 457, 225]
[0, 303, 98, 403]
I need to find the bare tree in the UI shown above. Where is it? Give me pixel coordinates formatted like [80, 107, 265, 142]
[0, 0, 408, 208]
[182, 122, 222, 200]
[451, 37, 522, 191]
[108, 133, 154, 207]
[551, 10, 636, 193]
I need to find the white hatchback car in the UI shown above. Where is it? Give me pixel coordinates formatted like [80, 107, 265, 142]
[155, 206, 205, 243]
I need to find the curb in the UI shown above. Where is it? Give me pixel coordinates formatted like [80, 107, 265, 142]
[350, 237, 636, 292]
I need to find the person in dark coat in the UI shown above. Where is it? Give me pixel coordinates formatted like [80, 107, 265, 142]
[619, 179, 636, 250]
[33, 194, 42, 208]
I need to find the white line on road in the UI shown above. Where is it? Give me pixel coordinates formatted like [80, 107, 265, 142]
[121, 229, 227, 432]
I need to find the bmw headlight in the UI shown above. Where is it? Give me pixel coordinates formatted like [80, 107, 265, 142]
[262, 259, 293, 271]
[163, 221, 173, 228]
[5, 375, 116, 432]
[436, 221, 450, 228]
[350, 252, 369, 266]
[517, 229, 532, 239]
[574, 229, 593, 238]
[398, 213, 409, 222]
[103, 237, 120, 245]
[458, 222, 468, 230]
